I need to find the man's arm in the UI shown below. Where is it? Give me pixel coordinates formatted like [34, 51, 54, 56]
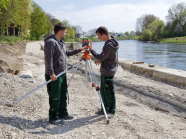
[89, 45, 112, 62]
[44, 41, 55, 76]
[66, 49, 81, 56]
[66, 47, 88, 56]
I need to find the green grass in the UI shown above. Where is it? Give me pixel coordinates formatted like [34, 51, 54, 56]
[117, 35, 139, 40]
[160, 36, 186, 44]
[0, 36, 26, 45]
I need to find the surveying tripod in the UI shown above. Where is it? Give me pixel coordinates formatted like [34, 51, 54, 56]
[13, 40, 109, 124]
[67, 39, 109, 124]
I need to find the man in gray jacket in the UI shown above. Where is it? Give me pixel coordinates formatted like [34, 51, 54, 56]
[89, 26, 119, 119]
[44, 23, 87, 124]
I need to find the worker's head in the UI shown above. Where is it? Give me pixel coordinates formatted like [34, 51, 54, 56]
[54, 23, 67, 40]
[96, 26, 109, 41]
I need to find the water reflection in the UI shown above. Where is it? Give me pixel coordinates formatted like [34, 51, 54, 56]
[81, 40, 186, 71]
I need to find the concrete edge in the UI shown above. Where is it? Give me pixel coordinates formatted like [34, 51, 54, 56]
[118, 58, 186, 86]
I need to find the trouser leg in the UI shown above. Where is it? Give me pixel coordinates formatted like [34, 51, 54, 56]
[100, 74, 106, 110]
[59, 73, 68, 117]
[102, 74, 116, 114]
[45, 74, 62, 120]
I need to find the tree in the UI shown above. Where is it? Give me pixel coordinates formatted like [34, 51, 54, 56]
[166, 2, 186, 32]
[0, 0, 32, 36]
[120, 32, 125, 37]
[136, 14, 158, 35]
[0, 0, 10, 13]
[0, 0, 21, 36]
[62, 20, 69, 26]
[147, 19, 165, 41]
[125, 31, 129, 36]
[46, 13, 61, 27]
[66, 26, 75, 38]
[16, 0, 32, 36]
[140, 29, 152, 41]
[30, 2, 51, 40]
[130, 31, 135, 35]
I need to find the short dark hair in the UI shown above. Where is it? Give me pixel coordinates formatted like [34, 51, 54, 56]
[96, 26, 109, 35]
[54, 23, 67, 34]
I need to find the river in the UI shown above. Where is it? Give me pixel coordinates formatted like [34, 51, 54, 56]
[81, 40, 186, 71]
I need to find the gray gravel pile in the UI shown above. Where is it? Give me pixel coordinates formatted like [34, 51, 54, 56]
[0, 73, 48, 138]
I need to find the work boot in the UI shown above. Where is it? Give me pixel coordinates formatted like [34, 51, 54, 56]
[95, 109, 104, 115]
[60, 114, 74, 120]
[49, 118, 64, 125]
[107, 113, 114, 119]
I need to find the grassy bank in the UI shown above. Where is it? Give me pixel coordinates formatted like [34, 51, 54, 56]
[0, 36, 26, 44]
[117, 35, 139, 40]
[160, 36, 186, 44]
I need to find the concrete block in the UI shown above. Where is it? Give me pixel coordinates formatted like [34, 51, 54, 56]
[72, 43, 80, 49]
[131, 64, 153, 76]
[118, 59, 133, 69]
[152, 70, 166, 81]
[165, 73, 186, 86]
[17, 69, 34, 83]
[65, 42, 80, 50]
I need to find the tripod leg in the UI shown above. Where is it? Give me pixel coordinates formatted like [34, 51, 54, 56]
[88, 64, 93, 86]
[87, 60, 100, 108]
[87, 60, 109, 123]
[67, 62, 81, 86]
[85, 60, 88, 87]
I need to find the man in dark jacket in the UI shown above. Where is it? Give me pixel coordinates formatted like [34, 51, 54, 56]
[44, 23, 87, 124]
[89, 26, 119, 119]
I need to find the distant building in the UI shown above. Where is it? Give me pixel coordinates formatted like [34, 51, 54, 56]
[109, 33, 118, 37]
[88, 28, 97, 37]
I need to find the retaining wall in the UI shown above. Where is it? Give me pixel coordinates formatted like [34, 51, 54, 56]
[118, 58, 186, 86]
[66, 42, 80, 50]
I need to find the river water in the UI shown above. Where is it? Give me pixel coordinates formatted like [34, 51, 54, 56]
[81, 40, 186, 71]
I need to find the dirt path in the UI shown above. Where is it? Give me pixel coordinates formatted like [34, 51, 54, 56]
[0, 41, 186, 138]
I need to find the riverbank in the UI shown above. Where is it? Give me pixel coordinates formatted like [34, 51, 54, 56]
[160, 36, 186, 44]
[0, 41, 186, 138]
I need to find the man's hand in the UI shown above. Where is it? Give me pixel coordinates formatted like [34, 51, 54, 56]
[81, 46, 88, 51]
[50, 74, 57, 81]
[89, 46, 93, 52]
[95, 60, 101, 65]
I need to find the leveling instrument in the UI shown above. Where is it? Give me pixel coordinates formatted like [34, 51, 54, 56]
[13, 39, 110, 124]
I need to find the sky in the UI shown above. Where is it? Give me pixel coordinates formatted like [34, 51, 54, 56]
[35, 0, 184, 33]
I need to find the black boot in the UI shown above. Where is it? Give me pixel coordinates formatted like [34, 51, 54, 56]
[60, 114, 74, 120]
[49, 118, 64, 125]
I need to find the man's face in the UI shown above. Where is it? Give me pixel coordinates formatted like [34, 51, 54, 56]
[60, 29, 67, 40]
[96, 33, 105, 41]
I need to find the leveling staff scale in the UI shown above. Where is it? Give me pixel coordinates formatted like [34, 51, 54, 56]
[13, 39, 110, 124]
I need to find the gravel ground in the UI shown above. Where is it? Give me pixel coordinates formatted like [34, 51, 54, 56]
[0, 41, 186, 138]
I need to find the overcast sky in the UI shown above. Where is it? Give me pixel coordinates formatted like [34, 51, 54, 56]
[35, 0, 184, 33]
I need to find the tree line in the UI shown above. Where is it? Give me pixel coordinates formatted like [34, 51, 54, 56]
[136, 2, 186, 41]
[0, 0, 77, 41]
